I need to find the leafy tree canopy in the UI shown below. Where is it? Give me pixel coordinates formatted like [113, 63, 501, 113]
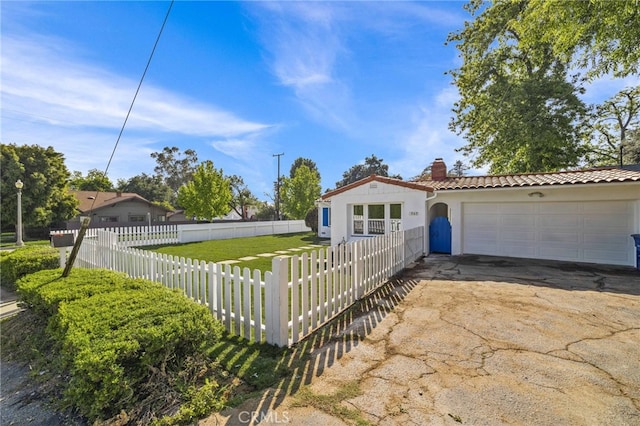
[177, 161, 231, 220]
[253, 201, 276, 221]
[624, 129, 640, 165]
[281, 165, 321, 220]
[514, 0, 640, 79]
[447, 0, 588, 173]
[116, 173, 173, 205]
[449, 160, 469, 177]
[584, 86, 640, 167]
[151, 147, 198, 196]
[289, 157, 320, 179]
[1, 144, 78, 229]
[69, 169, 114, 192]
[228, 175, 259, 220]
[335, 155, 401, 188]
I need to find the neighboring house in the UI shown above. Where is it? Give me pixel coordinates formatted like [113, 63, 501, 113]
[320, 158, 640, 267]
[67, 191, 172, 229]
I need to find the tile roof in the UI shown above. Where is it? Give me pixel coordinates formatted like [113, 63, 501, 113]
[72, 191, 166, 213]
[321, 175, 434, 200]
[413, 167, 640, 190]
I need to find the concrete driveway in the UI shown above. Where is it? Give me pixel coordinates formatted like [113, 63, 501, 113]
[204, 255, 640, 425]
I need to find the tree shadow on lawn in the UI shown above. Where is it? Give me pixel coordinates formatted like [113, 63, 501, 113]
[206, 273, 420, 424]
[272, 232, 322, 243]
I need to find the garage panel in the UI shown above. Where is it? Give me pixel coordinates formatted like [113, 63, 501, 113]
[462, 201, 634, 266]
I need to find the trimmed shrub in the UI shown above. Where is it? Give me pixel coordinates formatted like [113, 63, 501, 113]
[17, 268, 131, 316]
[0, 245, 59, 289]
[305, 208, 318, 233]
[15, 268, 225, 422]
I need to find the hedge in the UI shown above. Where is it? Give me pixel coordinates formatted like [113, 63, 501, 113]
[0, 245, 59, 289]
[17, 268, 131, 316]
[15, 268, 225, 422]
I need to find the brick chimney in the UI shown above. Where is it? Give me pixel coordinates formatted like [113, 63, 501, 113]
[431, 158, 447, 181]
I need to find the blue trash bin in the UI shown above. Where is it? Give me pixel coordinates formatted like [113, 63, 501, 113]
[631, 234, 640, 270]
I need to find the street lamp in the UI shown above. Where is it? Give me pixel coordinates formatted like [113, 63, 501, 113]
[15, 179, 24, 247]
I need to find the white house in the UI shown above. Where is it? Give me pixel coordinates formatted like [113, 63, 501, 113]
[320, 159, 640, 267]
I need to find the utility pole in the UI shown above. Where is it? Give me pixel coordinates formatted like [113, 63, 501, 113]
[273, 153, 284, 221]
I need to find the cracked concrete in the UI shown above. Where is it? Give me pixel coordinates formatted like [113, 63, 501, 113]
[202, 255, 640, 425]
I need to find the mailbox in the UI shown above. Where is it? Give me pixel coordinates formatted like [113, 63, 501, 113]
[51, 233, 75, 248]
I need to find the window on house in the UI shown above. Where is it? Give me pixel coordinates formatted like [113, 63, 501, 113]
[353, 205, 364, 234]
[99, 216, 119, 223]
[368, 204, 385, 234]
[390, 204, 402, 232]
[129, 215, 146, 222]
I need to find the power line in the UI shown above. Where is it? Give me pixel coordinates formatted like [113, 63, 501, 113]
[64, 1, 174, 277]
[89, 0, 174, 214]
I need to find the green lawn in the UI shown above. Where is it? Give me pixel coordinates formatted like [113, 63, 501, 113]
[1, 232, 50, 248]
[144, 232, 330, 272]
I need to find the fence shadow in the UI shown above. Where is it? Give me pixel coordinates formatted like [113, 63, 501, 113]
[211, 274, 420, 425]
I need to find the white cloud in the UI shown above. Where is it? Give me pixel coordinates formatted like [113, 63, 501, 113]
[246, 1, 464, 138]
[0, 34, 275, 182]
[387, 85, 482, 179]
[211, 138, 261, 160]
[249, 3, 357, 132]
[2, 35, 272, 137]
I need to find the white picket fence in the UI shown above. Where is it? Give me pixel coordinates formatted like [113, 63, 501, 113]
[72, 227, 424, 347]
[52, 220, 309, 247]
[52, 225, 179, 247]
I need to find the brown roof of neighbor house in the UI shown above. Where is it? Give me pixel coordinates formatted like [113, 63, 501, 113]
[413, 167, 640, 190]
[72, 191, 169, 213]
[322, 175, 434, 200]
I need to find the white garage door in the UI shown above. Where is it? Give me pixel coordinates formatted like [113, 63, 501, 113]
[462, 201, 634, 265]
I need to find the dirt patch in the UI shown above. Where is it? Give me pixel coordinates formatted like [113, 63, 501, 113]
[0, 360, 85, 426]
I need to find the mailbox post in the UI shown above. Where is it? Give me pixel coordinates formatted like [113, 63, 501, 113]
[51, 233, 75, 268]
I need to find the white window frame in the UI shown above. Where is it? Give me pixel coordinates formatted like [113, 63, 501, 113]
[350, 203, 402, 237]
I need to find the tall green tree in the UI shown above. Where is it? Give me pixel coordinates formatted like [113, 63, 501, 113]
[584, 86, 640, 167]
[514, 0, 640, 79]
[116, 173, 173, 205]
[289, 157, 320, 179]
[335, 154, 401, 188]
[228, 175, 258, 220]
[449, 160, 469, 177]
[281, 165, 321, 220]
[253, 201, 277, 221]
[1, 144, 77, 230]
[151, 147, 198, 197]
[623, 129, 640, 165]
[69, 169, 114, 192]
[177, 161, 231, 221]
[447, 0, 588, 174]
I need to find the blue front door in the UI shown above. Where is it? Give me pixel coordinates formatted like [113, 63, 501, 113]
[429, 216, 451, 254]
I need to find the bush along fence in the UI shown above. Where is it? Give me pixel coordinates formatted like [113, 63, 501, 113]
[51, 220, 309, 247]
[71, 227, 424, 347]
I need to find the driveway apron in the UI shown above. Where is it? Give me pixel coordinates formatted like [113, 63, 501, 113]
[203, 255, 640, 425]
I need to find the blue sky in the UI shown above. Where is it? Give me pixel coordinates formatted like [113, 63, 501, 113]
[1, 1, 637, 199]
